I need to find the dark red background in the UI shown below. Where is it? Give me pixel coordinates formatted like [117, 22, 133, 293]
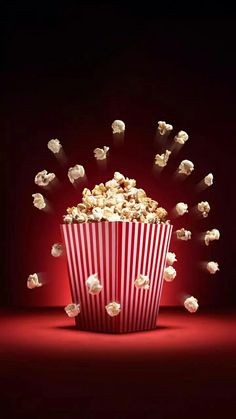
[3, 7, 235, 309]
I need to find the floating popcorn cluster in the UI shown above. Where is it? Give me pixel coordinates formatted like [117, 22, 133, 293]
[27, 273, 42, 289]
[157, 121, 173, 135]
[68, 164, 85, 183]
[35, 170, 55, 187]
[63, 172, 169, 224]
[176, 202, 188, 216]
[94, 146, 109, 160]
[155, 150, 171, 167]
[184, 296, 199, 313]
[207, 261, 219, 274]
[64, 303, 80, 317]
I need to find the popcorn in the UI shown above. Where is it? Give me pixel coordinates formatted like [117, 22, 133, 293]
[68, 164, 85, 183]
[51, 243, 63, 257]
[163, 266, 176, 282]
[27, 273, 42, 289]
[204, 173, 213, 186]
[174, 130, 189, 144]
[34, 170, 55, 187]
[175, 202, 188, 216]
[105, 302, 121, 317]
[157, 121, 173, 135]
[32, 193, 46, 210]
[176, 228, 191, 241]
[94, 146, 109, 160]
[166, 252, 177, 265]
[178, 160, 194, 175]
[47, 138, 62, 154]
[184, 296, 199, 313]
[155, 150, 171, 167]
[197, 201, 210, 218]
[204, 229, 220, 246]
[64, 303, 80, 317]
[207, 261, 219, 274]
[86, 273, 103, 295]
[134, 274, 150, 289]
[111, 120, 125, 134]
[63, 172, 169, 224]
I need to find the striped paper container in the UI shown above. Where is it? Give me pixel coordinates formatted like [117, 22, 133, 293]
[61, 221, 172, 333]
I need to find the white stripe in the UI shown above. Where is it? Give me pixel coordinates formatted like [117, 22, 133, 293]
[128, 222, 139, 331]
[98, 222, 106, 331]
[124, 222, 133, 332]
[138, 223, 151, 331]
[73, 225, 88, 328]
[143, 223, 156, 330]
[119, 222, 127, 332]
[63, 225, 76, 303]
[79, 224, 91, 329]
[85, 223, 96, 329]
[91, 223, 101, 330]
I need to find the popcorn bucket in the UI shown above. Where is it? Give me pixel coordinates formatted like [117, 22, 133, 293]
[61, 222, 172, 333]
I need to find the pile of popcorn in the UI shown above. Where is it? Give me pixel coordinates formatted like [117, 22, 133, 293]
[63, 172, 169, 224]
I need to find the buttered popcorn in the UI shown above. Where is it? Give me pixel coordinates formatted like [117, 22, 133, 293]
[174, 130, 189, 144]
[48, 138, 62, 154]
[166, 252, 177, 265]
[176, 228, 192, 241]
[164, 266, 176, 282]
[64, 303, 80, 317]
[134, 274, 150, 290]
[204, 173, 213, 186]
[32, 193, 46, 210]
[86, 273, 103, 295]
[155, 150, 171, 167]
[68, 164, 85, 183]
[184, 296, 199, 313]
[175, 202, 188, 216]
[197, 201, 210, 218]
[178, 160, 194, 175]
[105, 302, 121, 317]
[111, 120, 125, 134]
[34, 170, 55, 187]
[63, 172, 169, 224]
[27, 273, 42, 289]
[94, 146, 109, 160]
[51, 243, 63, 257]
[204, 229, 220, 246]
[157, 121, 173, 135]
[207, 261, 219, 274]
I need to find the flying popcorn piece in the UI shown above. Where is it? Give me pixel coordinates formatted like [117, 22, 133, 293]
[207, 261, 219, 274]
[86, 273, 103, 295]
[64, 303, 80, 317]
[27, 273, 42, 289]
[178, 159, 194, 175]
[163, 266, 176, 282]
[47, 138, 62, 154]
[197, 201, 210, 218]
[68, 164, 85, 183]
[174, 130, 189, 144]
[157, 121, 173, 135]
[105, 302, 121, 317]
[155, 150, 171, 167]
[32, 193, 46, 210]
[94, 146, 109, 160]
[51, 243, 63, 257]
[166, 252, 177, 265]
[184, 296, 199, 313]
[34, 170, 56, 187]
[111, 120, 125, 134]
[204, 173, 213, 187]
[204, 229, 220, 246]
[134, 274, 150, 289]
[176, 202, 188, 216]
[176, 228, 191, 241]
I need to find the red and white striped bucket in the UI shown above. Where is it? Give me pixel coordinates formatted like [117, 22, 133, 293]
[61, 222, 172, 333]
